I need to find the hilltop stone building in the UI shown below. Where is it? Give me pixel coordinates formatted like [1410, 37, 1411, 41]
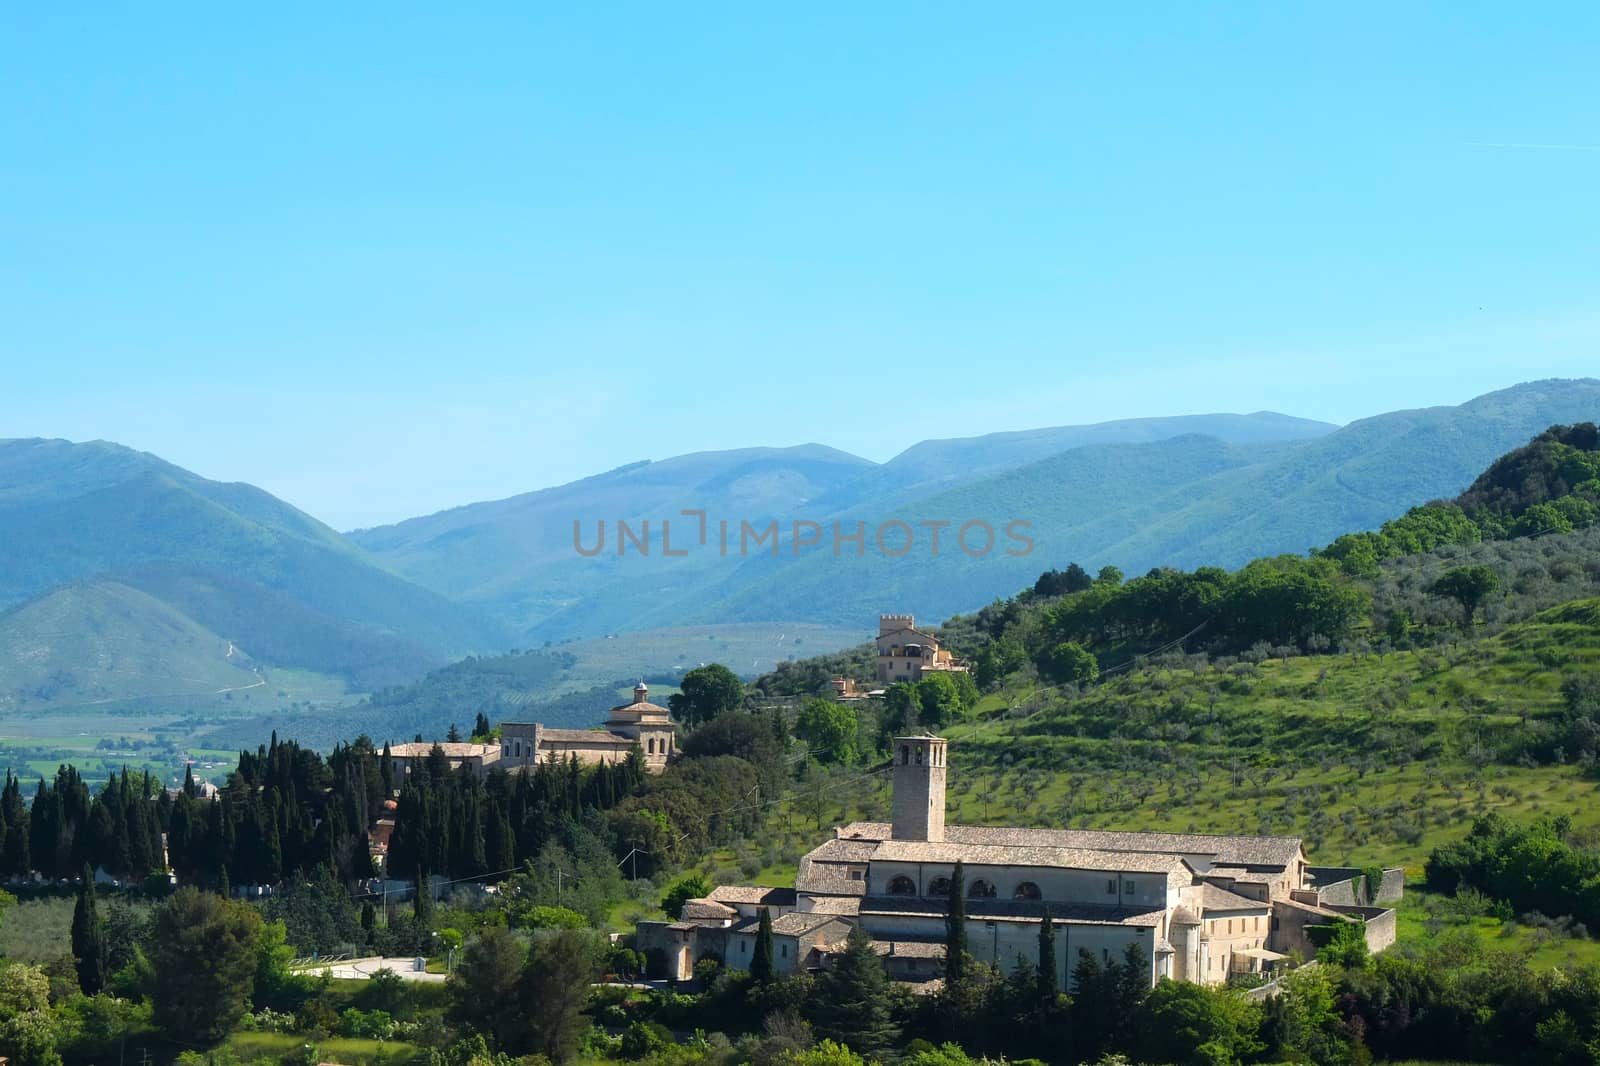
[637, 733, 1397, 987]
[875, 615, 969, 685]
[386, 682, 677, 780]
[502, 682, 677, 772]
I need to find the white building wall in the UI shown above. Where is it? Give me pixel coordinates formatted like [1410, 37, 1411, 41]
[860, 912, 1158, 988]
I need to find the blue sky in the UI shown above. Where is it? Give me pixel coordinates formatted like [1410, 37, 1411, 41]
[2, 4, 1597, 528]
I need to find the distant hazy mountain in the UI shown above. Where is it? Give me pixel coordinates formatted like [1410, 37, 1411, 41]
[348, 444, 877, 636]
[691, 379, 1600, 628]
[805, 411, 1336, 515]
[0, 579, 261, 714]
[0, 439, 512, 709]
[352, 412, 1337, 640]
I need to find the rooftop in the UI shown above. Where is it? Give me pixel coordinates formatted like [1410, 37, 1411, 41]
[537, 728, 634, 746]
[871, 838, 1195, 876]
[795, 861, 869, 898]
[1197, 883, 1272, 913]
[770, 911, 854, 936]
[708, 885, 799, 907]
[828, 821, 1304, 870]
[385, 742, 499, 760]
[681, 899, 738, 921]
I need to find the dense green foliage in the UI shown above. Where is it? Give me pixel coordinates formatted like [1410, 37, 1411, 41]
[670, 664, 748, 727]
[147, 887, 264, 1042]
[1426, 813, 1600, 931]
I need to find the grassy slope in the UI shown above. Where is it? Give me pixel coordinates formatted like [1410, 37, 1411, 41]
[0, 579, 277, 712]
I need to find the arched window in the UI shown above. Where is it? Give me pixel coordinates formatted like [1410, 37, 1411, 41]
[968, 879, 997, 899]
[927, 877, 952, 898]
[900, 745, 910, 765]
[647, 738, 656, 754]
[887, 875, 917, 896]
[1013, 881, 1042, 901]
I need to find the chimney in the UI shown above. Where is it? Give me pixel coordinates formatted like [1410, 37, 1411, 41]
[890, 734, 947, 843]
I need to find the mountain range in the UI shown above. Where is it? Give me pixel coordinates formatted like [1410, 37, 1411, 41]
[3, 379, 1599, 726]
[354, 378, 1600, 638]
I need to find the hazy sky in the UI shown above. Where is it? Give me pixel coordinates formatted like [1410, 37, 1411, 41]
[3, 5, 1597, 529]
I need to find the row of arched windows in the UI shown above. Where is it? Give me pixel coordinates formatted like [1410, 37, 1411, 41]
[884, 875, 1042, 900]
[898, 743, 946, 767]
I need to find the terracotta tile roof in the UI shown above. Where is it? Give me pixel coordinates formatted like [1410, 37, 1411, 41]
[708, 885, 798, 907]
[1198, 884, 1271, 913]
[809, 837, 881, 862]
[607, 700, 674, 718]
[804, 897, 862, 916]
[385, 742, 499, 760]
[795, 858, 868, 897]
[681, 899, 738, 920]
[537, 728, 634, 746]
[871, 839, 1194, 876]
[1170, 906, 1201, 926]
[769, 912, 853, 937]
[829, 821, 1304, 870]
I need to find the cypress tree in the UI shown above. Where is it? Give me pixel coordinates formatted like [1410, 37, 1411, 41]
[71, 863, 108, 994]
[380, 742, 395, 798]
[414, 865, 435, 927]
[0, 772, 28, 877]
[1037, 909, 1058, 1004]
[183, 764, 197, 798]
[750, 906, 775, 982]
[944, 859, 969, 986]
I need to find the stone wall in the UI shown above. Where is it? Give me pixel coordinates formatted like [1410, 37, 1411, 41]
[1332, 904, 1397, 953]
[1306, 865, 1405, 906]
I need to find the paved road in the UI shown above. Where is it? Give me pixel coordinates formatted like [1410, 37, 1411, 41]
[294, 956, 447, 983]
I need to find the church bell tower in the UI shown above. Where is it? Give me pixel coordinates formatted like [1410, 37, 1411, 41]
[891, 734, 947, 842]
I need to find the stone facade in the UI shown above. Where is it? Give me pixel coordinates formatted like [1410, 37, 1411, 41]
[875, 615, 969, 685]
[499, 682, 676, 773]
[890, 734, 947, 843]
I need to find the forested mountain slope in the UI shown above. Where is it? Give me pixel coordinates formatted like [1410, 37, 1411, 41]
[0, 439, 513, 710]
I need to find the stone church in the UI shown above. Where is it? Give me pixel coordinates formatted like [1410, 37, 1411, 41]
[639, 733, 1398, 986]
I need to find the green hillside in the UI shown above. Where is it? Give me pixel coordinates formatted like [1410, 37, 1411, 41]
[201, 620, 868, 751]
[0, 438, 513, 703]
[0, 579, 261, 712]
